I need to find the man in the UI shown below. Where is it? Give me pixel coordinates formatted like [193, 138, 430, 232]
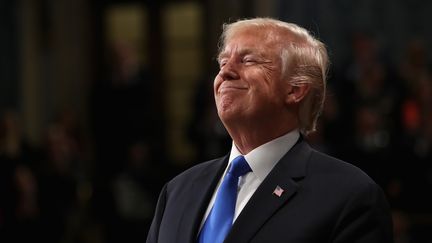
[147, 18, 393, 243]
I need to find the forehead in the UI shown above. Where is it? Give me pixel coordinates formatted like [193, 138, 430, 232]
[220, 27, 281, 56]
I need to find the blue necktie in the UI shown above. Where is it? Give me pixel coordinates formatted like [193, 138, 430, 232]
[198, 155, 251, 243]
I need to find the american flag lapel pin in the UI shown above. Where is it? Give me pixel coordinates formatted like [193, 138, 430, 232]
[273, 185, 284, 197]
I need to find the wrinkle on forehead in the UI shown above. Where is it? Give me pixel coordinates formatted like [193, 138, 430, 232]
[221, 25, 306, 54]
[218, 29, 281, 61]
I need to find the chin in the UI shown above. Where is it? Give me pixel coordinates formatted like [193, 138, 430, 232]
[217, 106, 245, 124]
[218, 106, 236, 120]
[216, 96, 247, 120]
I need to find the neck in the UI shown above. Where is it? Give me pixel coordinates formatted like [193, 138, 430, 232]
[224, 115, 298, 154]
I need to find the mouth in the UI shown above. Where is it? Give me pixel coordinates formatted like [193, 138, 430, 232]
[218, 85, 248, 94]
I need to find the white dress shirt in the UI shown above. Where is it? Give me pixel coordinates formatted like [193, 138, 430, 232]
[198, 129, 300, 230]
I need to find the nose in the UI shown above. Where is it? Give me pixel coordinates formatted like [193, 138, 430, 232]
[218, 61, 240, 81]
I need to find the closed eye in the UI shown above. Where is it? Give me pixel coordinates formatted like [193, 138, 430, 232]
[242, 57, 257, 65]
[218, 59, 227, 68]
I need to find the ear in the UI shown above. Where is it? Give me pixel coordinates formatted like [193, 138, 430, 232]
[285, 84, 310, 105]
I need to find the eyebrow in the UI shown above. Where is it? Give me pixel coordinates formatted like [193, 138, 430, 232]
[217, 48, 264, 62]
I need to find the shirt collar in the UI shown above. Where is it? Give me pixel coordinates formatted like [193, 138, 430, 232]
[228, 129, 300, 182]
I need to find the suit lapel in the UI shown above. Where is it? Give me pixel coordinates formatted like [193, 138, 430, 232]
[225, 139, 311, 243]
[177, 155, 229, 243]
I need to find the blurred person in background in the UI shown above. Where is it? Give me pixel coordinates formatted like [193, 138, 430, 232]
[90, 42, 168, 243]
[0, 110, 41, 242]
[111, 141, 158, 243]
[146, 18, 393, 243]
[37, 110, 84, 243]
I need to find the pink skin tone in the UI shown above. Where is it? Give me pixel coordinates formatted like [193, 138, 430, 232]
[214, 27, 304, 154]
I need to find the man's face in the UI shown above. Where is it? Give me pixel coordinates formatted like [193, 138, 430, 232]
[214, 28, 288, 125]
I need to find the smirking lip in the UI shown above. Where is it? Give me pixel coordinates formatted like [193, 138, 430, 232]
[219, 87, 246, 92]
[218, 84, 248, 94]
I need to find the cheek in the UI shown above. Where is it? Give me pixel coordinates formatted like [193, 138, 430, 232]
[252, 66, 281, 92]
[257, 68, 286, 104]
[263, 64, 281, 83]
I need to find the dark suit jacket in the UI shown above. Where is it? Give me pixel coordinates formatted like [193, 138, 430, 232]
[147, 138, 394, 243]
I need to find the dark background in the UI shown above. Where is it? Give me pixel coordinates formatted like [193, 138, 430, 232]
[1, 0, 432, 242]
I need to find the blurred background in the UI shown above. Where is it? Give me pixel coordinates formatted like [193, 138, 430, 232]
[1, 0, 432, 242]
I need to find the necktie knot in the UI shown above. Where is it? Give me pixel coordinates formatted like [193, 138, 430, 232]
[228, 155, 251, 178]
